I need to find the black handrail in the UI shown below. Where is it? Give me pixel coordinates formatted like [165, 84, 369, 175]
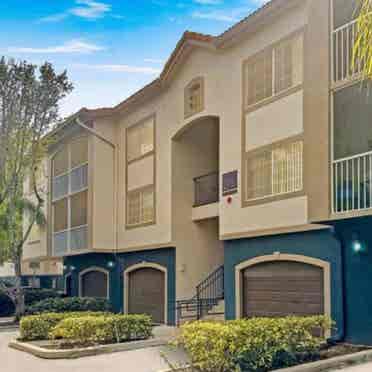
[194, 171, 219, 207]
[175, 265, 224, 325]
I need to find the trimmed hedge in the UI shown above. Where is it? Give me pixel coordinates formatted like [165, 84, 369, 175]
[19, 312, 108, 341]
[50, 314, 153, 345]
[176, 316, 333, 372]
[26, 297, 111, 315]
[25, 288, 64, 306]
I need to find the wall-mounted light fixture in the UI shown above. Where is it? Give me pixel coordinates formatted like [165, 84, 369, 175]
[107, 261, 116, 269]
[351, 233, 367, 254]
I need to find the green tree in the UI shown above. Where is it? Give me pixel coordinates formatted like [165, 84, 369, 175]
[353, 0, 372, 80]
[0, 58, 73, 317]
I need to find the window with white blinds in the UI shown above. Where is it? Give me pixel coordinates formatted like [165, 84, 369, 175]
[127, 117, 154, 162]
[244, 33, 303, 108]
[127, 186, 155, 226]
[245, 140, 303, 201]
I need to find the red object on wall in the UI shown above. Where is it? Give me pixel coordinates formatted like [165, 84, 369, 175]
[227, 196, 233, 204]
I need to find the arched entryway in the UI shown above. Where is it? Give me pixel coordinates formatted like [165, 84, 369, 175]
[124, 263, 167, 324]
[235, 254, 331, 320]
[79, 267, 109, 299]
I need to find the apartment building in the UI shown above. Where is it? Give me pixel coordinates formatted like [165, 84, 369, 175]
[22, 0, 372, 344]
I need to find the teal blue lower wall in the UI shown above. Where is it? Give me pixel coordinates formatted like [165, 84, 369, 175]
[334, 216, 372, 345]
[224, 229, 344, 341]
[64, 248, 176, 325]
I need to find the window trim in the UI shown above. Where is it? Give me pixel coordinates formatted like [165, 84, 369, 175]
[184, 76, 205, 119]
[126, 114, 155, 164]
[242, 135, 305, 208]
[51, 135, 89, 255]
[125, 114, 156, 229]
[242, 28, 304, 113]
[126, 184, 155, 229]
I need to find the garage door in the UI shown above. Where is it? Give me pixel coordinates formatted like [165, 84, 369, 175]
[242, 261, 324, 318]
[128, 268, 165, 324]
[81, 270, 108, 298]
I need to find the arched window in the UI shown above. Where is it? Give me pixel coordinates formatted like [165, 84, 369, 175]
[79, 268, 109, 299]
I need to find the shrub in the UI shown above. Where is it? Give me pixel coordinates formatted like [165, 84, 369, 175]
[176, 316, 333, 372]
[19, 312, 108, 341]
[24, 288, 64, 306]
[50, 314, 153, 345]
[26, 297, 111, 315]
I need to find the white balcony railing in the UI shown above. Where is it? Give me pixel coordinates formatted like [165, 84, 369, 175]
[333, 19, 363, 85]
[333, 151, 372, 214]
[53, 225, 88, 257]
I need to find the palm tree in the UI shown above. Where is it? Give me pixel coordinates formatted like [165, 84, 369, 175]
[353, 0, 372, 80]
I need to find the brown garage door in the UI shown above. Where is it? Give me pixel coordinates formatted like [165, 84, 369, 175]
[242, 261, 324, 318]
[128, 268, 165, 324]
[81, 270, 108, 298]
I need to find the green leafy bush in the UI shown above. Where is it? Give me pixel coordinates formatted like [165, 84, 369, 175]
[26, 297, 111, 315]
[20, 312, 108, 341]
[176, 316, 333, 372]
[50, 314, 153, 345]
[24, 288, 64, 306]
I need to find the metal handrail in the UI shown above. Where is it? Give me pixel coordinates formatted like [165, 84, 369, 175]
[194, 171, 219, 207]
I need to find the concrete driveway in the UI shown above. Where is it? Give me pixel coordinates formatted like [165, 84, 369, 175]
[336, 363, 372, 372]
[1, 330, 170, 372]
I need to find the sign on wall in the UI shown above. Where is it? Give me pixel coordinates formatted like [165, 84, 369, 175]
[222, 171, 238, 196]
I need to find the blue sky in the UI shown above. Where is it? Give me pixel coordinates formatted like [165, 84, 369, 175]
[0, 0, 267, 116]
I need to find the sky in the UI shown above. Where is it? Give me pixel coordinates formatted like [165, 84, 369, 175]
[0, 0, 268, 117]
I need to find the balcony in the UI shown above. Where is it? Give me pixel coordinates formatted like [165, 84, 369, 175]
[192, 172, 219, 221]
[333, 19, 363, 86]
[53, 225, 88, 257]
[333, 151, 372, 214]
[194, 172, 219, 207]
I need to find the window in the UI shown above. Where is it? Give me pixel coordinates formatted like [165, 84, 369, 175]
[127, 186, 155, 227]
[245, 139, 303, 201]
[127, 118, 154, 162]
[185, 77, 204, 118]
[52, 136, 88, 256]
[334, 83, 372, 160]
[126, 115, 156, 228]
[244, 33, 303, 108]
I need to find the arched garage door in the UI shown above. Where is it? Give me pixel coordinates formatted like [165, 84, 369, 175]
[128, 268, 165, 324]
[81, 270, 108, 298]
[242, 261, 324, 318]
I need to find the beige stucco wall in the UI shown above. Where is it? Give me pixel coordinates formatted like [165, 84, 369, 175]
[171, 117, 223, 299]
[91, 118, 116, 250]
[21, 258, 63, 276]
[87, 2, 309, 253]
[245, 90, 304, 151]
[127, 155, 154, 192]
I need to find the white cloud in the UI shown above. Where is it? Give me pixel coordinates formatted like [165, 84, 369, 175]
[39, 0, 112, 22]
[144, 58, 164, 64]
[70, 0, 111, 19]
[73, 63, 161, 75]
[192, 10, 236, 22]
[193, 0, 222, 4]
[7, 40, 105, 54]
